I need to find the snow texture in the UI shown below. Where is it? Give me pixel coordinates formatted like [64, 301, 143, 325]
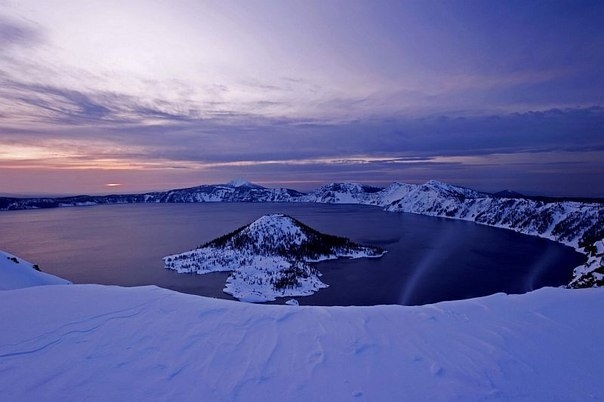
[0, 250, 70, 290]
[164, 214, 385, 302]
[0, 284, 603, 401]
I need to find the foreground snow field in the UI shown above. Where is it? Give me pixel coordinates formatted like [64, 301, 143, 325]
[1, 283, 603, 401]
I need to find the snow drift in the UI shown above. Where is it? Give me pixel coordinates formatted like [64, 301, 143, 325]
[0, 284, 602, 401]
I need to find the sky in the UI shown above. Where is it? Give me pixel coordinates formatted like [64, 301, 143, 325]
[0, 0, 603, 197]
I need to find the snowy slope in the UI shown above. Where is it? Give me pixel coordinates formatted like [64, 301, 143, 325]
[384, 182, 601, 248]
[164, 214, 385, 302]
[569, 239, 604, 288]
[0, 250, 70, 290]
[370, 181, 416, 206]
[0, 284, 602, 401]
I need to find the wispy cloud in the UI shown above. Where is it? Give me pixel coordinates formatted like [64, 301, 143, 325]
[0, 14, 43, 48]
[1, 81, 602, 171]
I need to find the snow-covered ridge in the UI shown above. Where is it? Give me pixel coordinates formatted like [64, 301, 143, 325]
[0, 180, 303, 209]
[298, 182, 383, 204]
[0, 250, 71, 290]
[164, 214, 385, 302]
[381, 183, 601, 247]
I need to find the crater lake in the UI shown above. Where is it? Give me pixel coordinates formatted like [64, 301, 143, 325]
[0, 203, 585, 306]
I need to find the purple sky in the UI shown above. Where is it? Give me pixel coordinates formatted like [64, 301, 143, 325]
[1, 0, 603, 196]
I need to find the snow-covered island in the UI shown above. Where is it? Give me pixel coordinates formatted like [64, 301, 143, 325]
[164, 214, 385, 302]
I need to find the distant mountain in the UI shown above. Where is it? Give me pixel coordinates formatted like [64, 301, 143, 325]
[300, 180, 487, 207]
[0, 180, 303, 210]
[163, 213, 385, 302]
[153, 182, 303, 203]
[492, 190, 526, 198]
[299, 182, 383, 204]
[383, 183, 602, 247]
[225, 178, 263, 188]
[491, 189, 604, 204]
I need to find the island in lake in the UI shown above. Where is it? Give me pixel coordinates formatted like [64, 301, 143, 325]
[163, 213, 386, 302]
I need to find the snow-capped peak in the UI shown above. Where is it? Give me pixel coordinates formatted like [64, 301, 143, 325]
[241, 214, 308, 246]
[422, 179, 484, 198]
[198, 213, 385, 260]
[424, 179, 449, 187]
[226, 179, 263, 188]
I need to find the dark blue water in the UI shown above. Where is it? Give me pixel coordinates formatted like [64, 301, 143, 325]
[0, 203, 585, 306]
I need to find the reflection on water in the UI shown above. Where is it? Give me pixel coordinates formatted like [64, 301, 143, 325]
[0, 203, 585, 306]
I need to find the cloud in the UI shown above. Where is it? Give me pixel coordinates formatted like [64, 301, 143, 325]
[1, 81, 602, 196]
[1, 1, 603, 196]
[3, 81, 114, 123]
[0, 14, 43, 48]
[0, 79, 211, 126]
[2, 80, 602, 173]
